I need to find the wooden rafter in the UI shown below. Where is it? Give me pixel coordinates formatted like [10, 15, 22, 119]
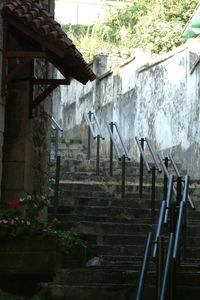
[32, 83, 59, 109]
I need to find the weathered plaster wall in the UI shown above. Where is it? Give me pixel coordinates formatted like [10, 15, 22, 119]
[54, 39, 200, 179]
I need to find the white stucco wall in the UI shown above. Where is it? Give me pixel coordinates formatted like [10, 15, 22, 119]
[53, 39, 200, 179]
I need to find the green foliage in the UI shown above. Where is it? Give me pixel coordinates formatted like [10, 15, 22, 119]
[62, 0, 199, 60]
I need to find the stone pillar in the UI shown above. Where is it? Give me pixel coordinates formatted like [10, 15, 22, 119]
[0, 1, 6, 201]
[1, 0, 55, 202]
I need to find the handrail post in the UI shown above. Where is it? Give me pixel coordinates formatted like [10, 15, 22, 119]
[121, 154, 126, 198]
[96, 134, 100, 176]
[135, 232, 152, 300]
[160, 233, 175, 300]
[87, 111, 92, 160]
[156, 236, 164, 300]
[54, 155, 61, 216]
[169, 257, 176, 300]
[151, 166, 156, 224]
[170, 203, 176, 234]
[55, 127, 59, 159]
[139, 138, 145, 198]
[163, 157, 169, 199]
[109, 122, 114, 176]
[176, 176, 182, 208]
[183, 195, 187, 260]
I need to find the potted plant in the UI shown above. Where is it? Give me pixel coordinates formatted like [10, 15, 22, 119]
[0, 195, 85, 280]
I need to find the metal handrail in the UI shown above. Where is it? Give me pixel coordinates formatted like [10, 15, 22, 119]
[84, 111, 104, 139]
[152, 175, 174, 258]
[115, 122, 131, 159]
[169, 154, 194, 210]
[160, 233, 175, 300]
[152, 200, 166, 258]
[164, 175, 174, 224]
[106, 122, 131, 160]
[84, 111, 104, 175]
[51, 117, 63, 159]
[145, 137, 162, 173]
[106, 121, 131, 198]
[135, 137, 162, 223]
[135, 232, 153, 300]
[173, 175, 190, 259]
[106, 122, 121, 160]
[135, 136, 151, 172]
[51, 116, 63, 131]
[157, 153, 194, 210]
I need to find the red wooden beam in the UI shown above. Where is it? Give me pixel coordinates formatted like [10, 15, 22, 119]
[31, 78, 70, 85]
[32, 83, 59, 109]
[5, 57, 33, 83]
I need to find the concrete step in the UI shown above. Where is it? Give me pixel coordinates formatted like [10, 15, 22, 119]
[51, 205, 152, 219]
[59, 181, 164, 197]
[47, 283, 140, 300]
[49, 213, 152, 225]
[49, 220, 155, 236]
[54, 268, 141, 285]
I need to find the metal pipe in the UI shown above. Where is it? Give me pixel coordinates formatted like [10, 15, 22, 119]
[96, 134, 100, 175]
[55, 127, 59, 159]
[160, 233, 175, 300]
[173, 201, 185, 260]
[156, 236, 164, 300]
[169, 155, 194, 209]
[84, 112, 96, 138]
[121, 154, 126, 198]
[157, 153, 170, 180]
[152, 201, 166, 258]
[182, 175, 190, 203]
[93, 111, 104, 139]
[176, 177, 182, 207]
[145, 137, 162, 172]
[164, 175, 174, 224]
[106, 122, 121, 159]
[163, 157, 169, 200]
[51, 116, 63, 131]
[135, 232, 153, 300]
[139, 137, 144, 198]
[135, 136, 151, 172]
[87, 111, 92, 159]
[151, 166, 156, 224]
[54, 155, 61, 215]
[157, 153, 177, 198]
[109, 122, 114, 176]
[114, 122, 131, 160]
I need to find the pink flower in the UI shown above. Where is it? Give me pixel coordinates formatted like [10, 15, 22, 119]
[3, 220, 8, 224]
[26, 221, 31, 225]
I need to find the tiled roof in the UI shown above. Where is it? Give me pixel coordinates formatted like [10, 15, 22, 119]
[2, 0, 96, 84]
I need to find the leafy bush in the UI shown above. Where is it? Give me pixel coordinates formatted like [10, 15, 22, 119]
[63, 0, 199, 60]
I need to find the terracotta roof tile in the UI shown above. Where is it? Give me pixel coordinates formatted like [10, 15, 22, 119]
[2, 0, 96, 84]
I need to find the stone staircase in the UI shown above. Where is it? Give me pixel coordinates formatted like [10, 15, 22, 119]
[47, 139, 200, 300]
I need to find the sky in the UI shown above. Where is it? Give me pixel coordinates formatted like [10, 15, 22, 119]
[55, 0, 127, 25]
